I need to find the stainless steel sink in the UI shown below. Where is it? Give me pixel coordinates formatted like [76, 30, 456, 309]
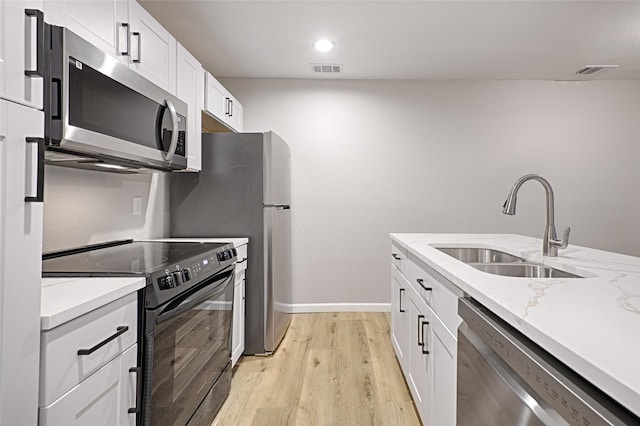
[471, 263, 582, 279]
[436, 247, 526, 263]
[435, 246, 583, 278]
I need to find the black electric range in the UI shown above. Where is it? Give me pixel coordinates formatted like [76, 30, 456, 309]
[42, 239, 238, 424]
[42, 239, 237, 307]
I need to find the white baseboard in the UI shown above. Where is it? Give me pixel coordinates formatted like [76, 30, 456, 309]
[286, 303, 391, 313]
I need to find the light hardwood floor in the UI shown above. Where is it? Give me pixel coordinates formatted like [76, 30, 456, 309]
[211, 312, 421, 426]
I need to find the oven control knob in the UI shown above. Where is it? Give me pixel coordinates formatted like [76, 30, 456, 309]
[159, 274, 175, 290]
[172, 272, 182, 287]
[217, 252, 224, 261]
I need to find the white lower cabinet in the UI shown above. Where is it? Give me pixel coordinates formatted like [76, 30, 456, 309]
[391, 265, 408, 371]
[390, 242, 459, 425]
[39, 292, 139, 425]
[232, 244, 248, 367]
[39, 344, 138, 426]
[407, 284, 433, 424]
[432, 321, 457, 426]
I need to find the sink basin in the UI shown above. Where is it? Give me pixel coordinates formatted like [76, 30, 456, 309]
[436, 247, 526, 263]
[470, 263, 582, 279]
[434, 246, 583, 278]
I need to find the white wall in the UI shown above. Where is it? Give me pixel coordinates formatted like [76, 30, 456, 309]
[220, 78, 640, 306]
[43, 167, 170, 252]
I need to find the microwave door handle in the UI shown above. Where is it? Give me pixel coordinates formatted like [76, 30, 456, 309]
[163, 99, 179, 161]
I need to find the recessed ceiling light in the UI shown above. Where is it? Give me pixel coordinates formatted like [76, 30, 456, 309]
[314, 39, 334, 52]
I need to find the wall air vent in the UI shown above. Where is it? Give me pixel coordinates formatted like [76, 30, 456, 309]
[575, 65, 618, 75]
[311, 64, 342, 73]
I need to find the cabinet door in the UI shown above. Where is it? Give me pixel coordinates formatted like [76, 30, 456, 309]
[232, 268, 246, 367]
[432, 326, 457, 426]
[128, 0, 176, 93]
[407, 286, 433, 425]
[204, 72, 227, 121]
[0, 100, 44, 426]
[39, 344, 138, 426]
[43, 0, 129, 65]
[177, 43, 203, 171]
[228, 96, 243, 132]
[0, 0, 44, 108]
[391, 266, 408, 373]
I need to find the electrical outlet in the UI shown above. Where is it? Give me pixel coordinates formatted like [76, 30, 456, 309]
[133, 196, 142, 216]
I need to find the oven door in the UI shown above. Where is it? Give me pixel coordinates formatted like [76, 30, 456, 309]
[142, 266, 234, 426]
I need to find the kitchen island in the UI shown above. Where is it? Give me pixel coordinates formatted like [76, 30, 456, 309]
[391, 233, 640, 421]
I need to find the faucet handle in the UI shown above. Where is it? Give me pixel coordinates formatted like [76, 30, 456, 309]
[558, 226, 570, 249]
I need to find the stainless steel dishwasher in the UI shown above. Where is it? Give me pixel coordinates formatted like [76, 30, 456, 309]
[457, 298, 640, 426]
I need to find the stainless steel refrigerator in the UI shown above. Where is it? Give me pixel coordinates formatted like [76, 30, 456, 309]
[170, 131, 292, 355]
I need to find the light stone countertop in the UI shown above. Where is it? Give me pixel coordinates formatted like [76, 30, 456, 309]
[40, 277, 145, 331]
[390, 233, 640, 418]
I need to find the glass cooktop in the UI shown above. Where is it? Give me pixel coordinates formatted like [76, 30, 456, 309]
[42, 240, 226, 277]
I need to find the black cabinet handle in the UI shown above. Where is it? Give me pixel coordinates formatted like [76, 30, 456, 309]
[25, 9, 45, 78]
[132, 32, 141, 63]
[25, 137, 44, 203]
[417, 315, 424, 346]
[416, 278, 432, 291]
[119, 23, 130, 56]
[225, 97, 230, 115]
[128, 366, 141, 414]
[77, 326, 129, 356]
[229, 100, 233, 117]
[421, 320, 430, 355]
[399, 288, 405, 313]
[391, 253, 401, 260]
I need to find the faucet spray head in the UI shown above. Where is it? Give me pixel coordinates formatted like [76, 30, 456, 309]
[502, 193, 517, 215]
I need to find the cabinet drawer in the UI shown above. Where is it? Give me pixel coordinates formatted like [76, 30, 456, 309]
[407, 256, 463, 335]
[391, 242, 409, 277]
[39, 344, 137, 426]
[40, 292, 138, 406]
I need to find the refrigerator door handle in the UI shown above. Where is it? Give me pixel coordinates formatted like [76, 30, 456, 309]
[264, 204, 291, 210]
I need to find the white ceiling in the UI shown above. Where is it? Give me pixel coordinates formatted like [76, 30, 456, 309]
[139, 1, 640, 80]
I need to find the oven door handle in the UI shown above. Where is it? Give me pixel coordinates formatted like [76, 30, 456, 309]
[156, 268, 234, 323]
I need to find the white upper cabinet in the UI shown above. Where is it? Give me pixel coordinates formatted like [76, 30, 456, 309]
[0, 0, 45, 109]
[44, 0, 177, 94]
[227, 95, 243, 132]
[205, 72, 226, 122]
[204, 72, 243, 132]
[43, 0, 129, 65]
[128, 0, 176, 94]
[176, 43, 204, 171]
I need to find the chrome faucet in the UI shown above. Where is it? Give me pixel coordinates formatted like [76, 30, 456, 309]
[503, 174, 570, 257]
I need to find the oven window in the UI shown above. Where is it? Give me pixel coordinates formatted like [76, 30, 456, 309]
[146, 278, 233, 425]
[67, 58, 185, 154]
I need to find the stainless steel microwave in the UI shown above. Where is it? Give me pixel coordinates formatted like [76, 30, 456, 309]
[44, 26, 188, 173]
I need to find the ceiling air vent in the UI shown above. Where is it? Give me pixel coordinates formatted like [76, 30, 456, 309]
[575, 65, 618, 75]
[311, 64, 342, 74]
